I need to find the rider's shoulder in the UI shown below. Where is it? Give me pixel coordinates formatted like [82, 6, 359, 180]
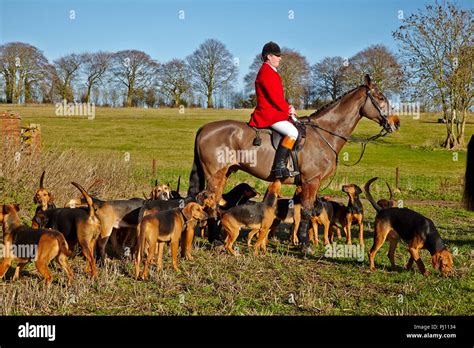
[258, 63, 277, 78]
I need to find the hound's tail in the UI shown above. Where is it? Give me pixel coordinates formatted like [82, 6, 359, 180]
[71, 182, 95, 218]
[464, 135, 474, 211]
[188, 126, 206, 196]
[364, 177, 382, 212]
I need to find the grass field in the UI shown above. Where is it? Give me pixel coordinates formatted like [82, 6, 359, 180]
[0, 104, 473, 315]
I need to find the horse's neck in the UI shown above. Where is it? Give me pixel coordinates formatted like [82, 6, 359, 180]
[308, 88, 366, 153]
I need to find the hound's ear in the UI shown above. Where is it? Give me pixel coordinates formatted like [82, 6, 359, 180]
[48, 192, 54, 203]
[182, 203, 193, 220]
[33, 194, 38, 204]
[14, 204, 20, 212]
[364, 74, 372, 88]
[431, 253, 441, 270]
[356, 186, 363, 195]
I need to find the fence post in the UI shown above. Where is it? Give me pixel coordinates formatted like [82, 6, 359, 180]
[395, 167, 400, 192]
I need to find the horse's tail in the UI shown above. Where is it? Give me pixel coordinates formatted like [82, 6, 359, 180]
[364, 177, 382, 213]
[463, 135, 474, 211]
[188, 126, 206, 196]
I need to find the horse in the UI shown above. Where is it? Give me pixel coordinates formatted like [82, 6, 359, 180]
[464, 135, 474, 211]
[188, 75, 400, 250]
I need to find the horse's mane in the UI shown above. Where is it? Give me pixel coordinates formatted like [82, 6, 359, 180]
[308, 85, 366, 119]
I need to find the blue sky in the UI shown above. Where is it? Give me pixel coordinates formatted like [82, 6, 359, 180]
[0, 0, 472, 90]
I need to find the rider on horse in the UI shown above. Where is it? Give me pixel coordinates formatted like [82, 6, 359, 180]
[248, 41, 300, 179]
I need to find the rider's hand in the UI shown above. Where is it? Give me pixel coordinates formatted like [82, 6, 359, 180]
[288, 105, 296, 115]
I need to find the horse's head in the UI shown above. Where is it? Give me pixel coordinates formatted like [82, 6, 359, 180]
[360, 75, 400, 133]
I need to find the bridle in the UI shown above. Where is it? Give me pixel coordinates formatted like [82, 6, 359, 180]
[365, 86, 391, 128]
[301, 85, 392, 188]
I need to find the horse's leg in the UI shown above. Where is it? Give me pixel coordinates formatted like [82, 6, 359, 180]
[206, 166, 229, 207]
[206, 166, 230, 243]
[296, 179, 320, 253]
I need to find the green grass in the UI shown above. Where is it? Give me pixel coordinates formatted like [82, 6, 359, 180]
[6, 104, 472, 197]
[0, 104, 473, 315]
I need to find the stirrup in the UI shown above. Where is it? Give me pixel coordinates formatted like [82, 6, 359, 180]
[271, 167, 300, 178]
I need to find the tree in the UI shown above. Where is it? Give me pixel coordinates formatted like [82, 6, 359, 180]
[186, 39, 237, 108]
[158, 59, 191, 107]
[54, 53, 83, 102]
[346, 44, 403, 97]
[243, 48, 310, 108]
[145, 87, 157, 108]
[277, 49, 310, 108]
[110, 50, 159, 107]
[38, 64, 57, 103]
[311, 56, 348, 101]
[0, 42, 48, 103]
[393, 1, 473, 148]
[81, 51, 111, 103]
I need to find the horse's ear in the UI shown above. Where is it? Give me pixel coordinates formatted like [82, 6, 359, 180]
[364, 74, 372, 88]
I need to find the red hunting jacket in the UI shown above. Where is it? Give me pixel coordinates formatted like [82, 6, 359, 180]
[248, 63, 290, 128]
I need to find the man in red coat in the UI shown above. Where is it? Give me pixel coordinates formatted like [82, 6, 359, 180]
[249, 41, 299, 178]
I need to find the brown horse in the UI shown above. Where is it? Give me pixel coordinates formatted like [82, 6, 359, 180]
[188, 75, 400, 249]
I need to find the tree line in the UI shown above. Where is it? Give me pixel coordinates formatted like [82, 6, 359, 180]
[0, 39, 404, 109]
[0, 1, 471, 148]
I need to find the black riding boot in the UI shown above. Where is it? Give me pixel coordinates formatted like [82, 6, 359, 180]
[297, 211, 314, 254]
[271, 136, 299, 178]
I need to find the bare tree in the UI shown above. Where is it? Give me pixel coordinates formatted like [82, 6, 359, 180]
[393, 1, 473, 148]
[243, 54, 261, 95]
[81, 51, 111, 103]
[110, 50, 159, 107]
[158, 59, 191, 107]
[311, 56, 348, 101]
[346, 44, 403, 96]
[277, 49, 310, 108]
[0, 42, 48, 103]
[110, 87, 119, 107]
[54, 53, 83, 102]
[38, 64, 57, 103]
[145, 87, 157, 108]
[186, 39, 237, 108]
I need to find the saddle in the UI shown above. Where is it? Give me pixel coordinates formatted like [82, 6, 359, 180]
[249, 122, 307, 185]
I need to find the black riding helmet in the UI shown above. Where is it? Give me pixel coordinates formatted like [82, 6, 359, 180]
[261, 41, 281, 62]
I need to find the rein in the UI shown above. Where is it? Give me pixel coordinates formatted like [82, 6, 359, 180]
[300, 86, 390, 190]
[305, 121, 388, 166]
